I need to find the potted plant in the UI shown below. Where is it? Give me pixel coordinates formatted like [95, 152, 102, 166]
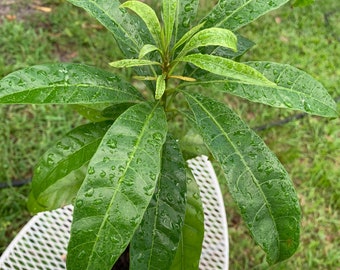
[0, 0, 337, 269]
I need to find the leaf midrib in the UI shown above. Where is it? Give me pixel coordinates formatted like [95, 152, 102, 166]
[186, 92, 280, 253]
[86, 103, 159, 269]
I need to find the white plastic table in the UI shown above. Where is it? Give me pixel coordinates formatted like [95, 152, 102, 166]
[0, 156, 229, 269]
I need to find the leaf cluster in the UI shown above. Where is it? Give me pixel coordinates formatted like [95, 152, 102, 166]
[0, 0, 337, 269]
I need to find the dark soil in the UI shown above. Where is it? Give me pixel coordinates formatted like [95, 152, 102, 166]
[112, 246, 129, 270]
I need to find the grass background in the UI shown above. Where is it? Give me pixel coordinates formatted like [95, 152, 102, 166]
[0, 0, 339, 269]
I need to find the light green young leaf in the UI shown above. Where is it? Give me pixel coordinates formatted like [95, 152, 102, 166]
[184, 92, 301, 264]
[109, 59, 161, 68]
[179, 28, 237, 57]
[67, 102, 167, 270]
[139, 44, 161, 59]
[170, 171, 204, 270]
[27, 121, 113, 213]
[174, 0, 199, 42]
[190, 61, 338, 117]
[163, 0, 178, 44]
[155, 74, 166, 100]
[121, 1, 162, 45]
[202, 0, 289, 31]
[130, 135, 187, 270]
[0, 63, 144, 104]
[172, 22, 205, 54]
[179, 54, 274, 85]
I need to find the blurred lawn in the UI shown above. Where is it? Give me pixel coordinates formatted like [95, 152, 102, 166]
[0, 0, 339, 269]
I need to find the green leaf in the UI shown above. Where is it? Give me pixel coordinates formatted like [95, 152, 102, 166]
[0, 63, 144, 104]
[71, 104, 112, 122]
[184, 92, 301, 264]
[67, 102, 167, 270]
[155, 74, 166, 100]
[66, 0, 148, 57]
[194, 61, 338, 117]
[202, 0, 289, 31]
[139, 44, 161, 59]
[121, 1, 162, 45]
[179, 54, 274, 85]
[292, 0, 315, 7]
[178, 28, 237, 57]
[101, 102, 137, 120]
[163, 0, 178, 44]
[174, 0, 199, 42]
[109, 59, 161, 68]
[130, 135, 187, 270]
[172, 22, 205, 54]
[170, 171, 204, 270]
[27, 121, 113, 213]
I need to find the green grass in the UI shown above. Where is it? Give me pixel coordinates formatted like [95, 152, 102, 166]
[0, 0, 339, 268]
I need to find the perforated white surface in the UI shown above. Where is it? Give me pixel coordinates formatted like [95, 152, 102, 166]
[0, 156, 228, 270]
[188, 155, 229, 270]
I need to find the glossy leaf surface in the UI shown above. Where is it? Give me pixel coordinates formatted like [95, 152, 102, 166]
[173, 0, 199, 42]
[180, 54, 274, 85]
[109, 59, 161, 68]
[155, 74, 166, 100]
[139, 44, 160, 59]
[163, 0, 178, 44]
[170, 171, 204, 270]
[191, 61, 338, 117]
[130, 136, 186, 270]
[202, 0, 289, 31]
[67, 102, 167, 270]
[121, 1, 162, 45]
[184, 92, 301, 264]
[0, 63, 143, 104]
[179, 28, 237, 57]
[67, 0, 147, 57]
[28, 121, 113, 213]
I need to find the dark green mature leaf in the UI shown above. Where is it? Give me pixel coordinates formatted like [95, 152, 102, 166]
[184, 92, 301, 264]
[109, 59, 161, 68]
[170, 171, 204, 270]
[28, 121, 113, 213]
[0, 63, 144, 104]
[130, 135, 186, 270]
[67, 102, 167, 270]
[202, 0, 289, 31]
[71, 104, 113, 122]
[174, 0, 199, 42]
[189, 61, 338, 117]
[67, 0, 149, 57]
[179, 54, 274, 86]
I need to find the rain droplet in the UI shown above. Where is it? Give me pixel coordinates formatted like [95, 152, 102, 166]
[100, 171, 106, 178]
[88, 167, 95, 175]
[107, 139, 117, 149]
[76, 199, 83, 207]
[84, 188, 94, 197]
[47, 153, 55, 166]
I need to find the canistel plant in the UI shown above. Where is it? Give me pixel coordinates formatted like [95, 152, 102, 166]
[0, 0, 337, 269]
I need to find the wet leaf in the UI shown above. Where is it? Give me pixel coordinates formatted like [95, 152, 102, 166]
[0, 63, 144, 104]
[67, 102, 167, 270]
[163, 0, 178, 44]
[173, 0, 199, 42]
[67, 0, 150, 57]
[170, 171, 204, 270]
[139, 44, 160, 59]
[28, 121, 113, 213]
[109, 59, 161, 68]
[191, 61, 338, 117]
[184, 92, 301, 264]
[121, 1, 162, 45]
[178, 27, 237, 57]
[179, 54, 274, 86]
[172, 22, 205, 54]
[71, 104, 113, 122]
[155, 74, 166, 100]
[130, 135, 186, 270]
[202, 0, 289, 31]
[101, 102, 137, 120]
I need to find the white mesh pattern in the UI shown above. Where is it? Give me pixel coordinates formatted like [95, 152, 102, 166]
[0, 205, 73, 270]
[188, 156, 229, 270]
[0, 156, 228, 270]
